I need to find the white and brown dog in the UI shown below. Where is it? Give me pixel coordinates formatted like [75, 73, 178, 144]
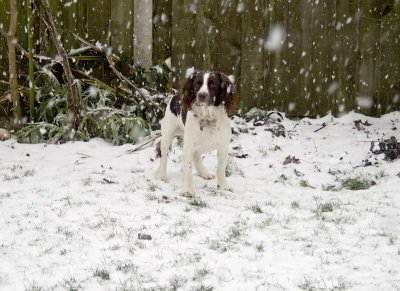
[155, 71, 236, 197]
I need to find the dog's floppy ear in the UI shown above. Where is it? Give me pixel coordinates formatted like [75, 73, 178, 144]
[181, 71, 198, 110]
[218, 73, 236, 113]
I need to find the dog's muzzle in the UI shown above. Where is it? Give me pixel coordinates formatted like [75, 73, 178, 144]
[196, 92, 212, 106]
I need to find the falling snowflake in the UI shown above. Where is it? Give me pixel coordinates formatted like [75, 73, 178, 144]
[264, 25, 286, 52]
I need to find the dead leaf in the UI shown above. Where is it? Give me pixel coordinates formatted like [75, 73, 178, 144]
[283, 155, 300, 165]
[235, 153, 248, 159]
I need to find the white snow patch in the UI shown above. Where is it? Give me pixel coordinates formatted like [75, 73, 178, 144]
[165, 57, 172, 70]
[87, 86, 98, 98]
[1, 112, 400, 290]
[185, 67, 195, 78]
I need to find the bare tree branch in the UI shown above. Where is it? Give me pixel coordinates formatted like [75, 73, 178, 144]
[38, 0, 84, 130]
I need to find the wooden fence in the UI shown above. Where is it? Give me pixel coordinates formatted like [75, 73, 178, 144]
[1, 0, 400, 117]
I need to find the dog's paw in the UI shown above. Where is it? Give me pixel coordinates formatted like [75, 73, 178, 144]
[181, 191, 194, 198]
[154, 170, 167, 182]
[217, 185, 234, 192]
[198, 172, 215, 180]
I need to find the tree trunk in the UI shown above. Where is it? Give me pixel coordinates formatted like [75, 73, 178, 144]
[8, 0, 22, 123]
[27, 0, 35, 121]
[134, 0, 152, 68]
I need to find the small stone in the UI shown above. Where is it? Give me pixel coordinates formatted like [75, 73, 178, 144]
[158, 195, 171, 204]
[138, 233, 152, 240]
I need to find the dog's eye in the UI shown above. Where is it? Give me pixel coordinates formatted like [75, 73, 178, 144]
[195, 81, 202, 88]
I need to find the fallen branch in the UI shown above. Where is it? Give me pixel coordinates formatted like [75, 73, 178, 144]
[72, 33, 164, 113]
[46, 124, 72, 144]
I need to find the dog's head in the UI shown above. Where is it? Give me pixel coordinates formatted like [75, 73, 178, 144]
[182, 71, 235, 112]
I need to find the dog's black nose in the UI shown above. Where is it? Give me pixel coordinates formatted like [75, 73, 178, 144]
[197, 92, 208, 102]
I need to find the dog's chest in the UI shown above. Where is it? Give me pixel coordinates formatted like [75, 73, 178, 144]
[190, 119, 230, 152]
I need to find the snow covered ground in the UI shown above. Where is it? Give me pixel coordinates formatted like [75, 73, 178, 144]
[1, 111, 399, 291]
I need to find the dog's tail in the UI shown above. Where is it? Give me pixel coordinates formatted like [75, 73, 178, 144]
[155, 141, 162, 158]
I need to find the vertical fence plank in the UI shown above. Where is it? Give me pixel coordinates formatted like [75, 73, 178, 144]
[86, 0, 111, 80]
[240, 0, 266, 111]
[153, 0, 171, 63]
[62, 0, 80, 50]
[264, 0, 290, 113]
[43, 0, 80, 54]
[308, 0, 331, 116]
[202, 0, 219, 72]
[379, 3, 400, 113]
[86, 0, 111, 44]
[358, 0, 380, 116]
[111, 0, 134, 61]
[213, 1, 241, 80]
[16, 1, 28, 57]
[283, 0, 302, 117]
[47, 0, 80, 52]
[47, 0, 63, 56]
[171, 0, 195, 87]
[371, 1, 400, 114]
[284, 0, 312, 117]
[193, 1, 211, 70]
[331, 1, 360, 115]
[75, 0, 87, 40]
[208, 0, 242, 113]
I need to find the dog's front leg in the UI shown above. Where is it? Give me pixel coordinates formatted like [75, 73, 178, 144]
[217, 147, 233, 192]
[182, 148, 194, 197]
[182, 140, 195, 197]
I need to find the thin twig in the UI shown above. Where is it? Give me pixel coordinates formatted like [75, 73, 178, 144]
[121, 133, 161, 156]
[314, 122, 327, 132]
[1, 86, 28, 103]
[0, 27, 44, 69]
[72, 69, 115, 93]
[312, 139, 318, 153]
